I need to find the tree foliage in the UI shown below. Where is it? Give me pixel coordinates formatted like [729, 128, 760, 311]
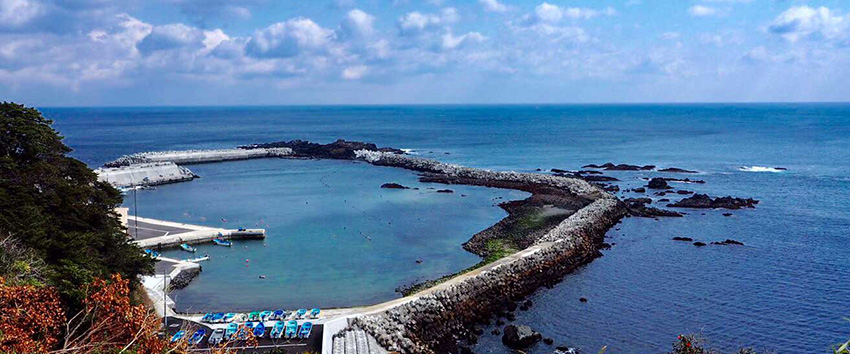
[0, 102, 153, 305]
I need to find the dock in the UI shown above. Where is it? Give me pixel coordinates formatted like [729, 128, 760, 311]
[130, 216, 265, 249]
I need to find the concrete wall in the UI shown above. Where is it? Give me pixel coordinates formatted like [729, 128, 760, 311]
[106, 147, 293, 167]
[95, 162, 196, 187]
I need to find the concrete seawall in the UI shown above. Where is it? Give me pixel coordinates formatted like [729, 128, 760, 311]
[132, 216, 265, 249]
[95, 162, 196, 187]
[105, 147, 293, 167]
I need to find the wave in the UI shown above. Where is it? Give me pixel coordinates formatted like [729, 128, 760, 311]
[739, 166, 786, 173]
[401, 148, 419, 155]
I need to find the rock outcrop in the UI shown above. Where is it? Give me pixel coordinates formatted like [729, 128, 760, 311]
[502, 325, 542, 349]
[668, 194, 759, 209]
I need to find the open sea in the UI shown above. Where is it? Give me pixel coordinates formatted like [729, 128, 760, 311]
[45, 104, 849, 354]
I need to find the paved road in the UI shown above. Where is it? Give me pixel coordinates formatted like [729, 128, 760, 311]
[128, 220, 194, 241]
[164, 317, 323, 353]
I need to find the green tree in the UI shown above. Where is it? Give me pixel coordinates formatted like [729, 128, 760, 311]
[0, 102, 153, 306]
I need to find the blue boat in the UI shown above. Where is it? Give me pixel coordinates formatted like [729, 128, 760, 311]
[170, 330, 185, 343]
[298, 322, 313, 339]
[238, 323, 253, 340]
[225, 323, 238, 340]
[223, 313, 236, 322]
[284, 320, 298, 338]
[309, 308, 321, 318]
[212, 238, 232, 247]
[200, 313, 214, 322]
[143, 249, 160, 258]
[180, 243, 196, 252]
[212, 312, 225, 323]
[252, 322, 266, 337]
[295, 308, 307, 319]
[259, 310, 272, 321]
[270, 320, 285, 338]
[272, 309, 284, 320]
[189, 329, 206, 346]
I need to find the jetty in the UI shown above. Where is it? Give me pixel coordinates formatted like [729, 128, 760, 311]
[129, 216, 264, 249]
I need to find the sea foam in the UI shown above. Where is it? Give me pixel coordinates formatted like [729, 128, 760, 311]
[739, 166, 786, 173]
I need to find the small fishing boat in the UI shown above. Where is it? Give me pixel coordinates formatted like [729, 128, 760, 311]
[143, 249, 160, 258]
[208, 328, 225, 345]
[247, 311, 260, 321]
[238, 323, 252, 340]
[179, 243, 196, 253]
[284, 320, 298, 339]
[309, 308, 321, 318]
[295, 308, 307, 319]
[270, 321, 285, 338]
[298, 322, 313, 339]
[189, 329, 206, 346]
[272, 309, 285, 320]
[184, 255, 210, 262]
[252, 322, 266, 337]
[223, 313, 236, 322]
[212, 238, 232, 247]
[211, 312, 225, 323]
[200, 313, 214, 322]
[225, 323, 238, 340]
[170, 330, 185, 343]
[259, 310, 272, 321]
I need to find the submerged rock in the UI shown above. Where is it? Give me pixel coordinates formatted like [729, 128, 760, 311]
[659, 167, 698, 173]
[669, 194, 759, 209]
[436, 189, 455, 193]
[381, 183, 409, 189]
[693, 242, 707, 247]
[711, 239, 744, 246]
[502, 325, 542, 349]
[672, 237, 693, 241]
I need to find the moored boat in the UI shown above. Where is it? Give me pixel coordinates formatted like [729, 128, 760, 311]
[225, 323, 238, 340]
[200, 313, 214, 322]
[170, 330, 185, 343]
[247, 311, 259, 321]
[179, 243, 196, 252]
[223, 313, 236, 322]
[298, 322, 313, 339]
[270, 320, 285, 338]
[184, 255, 210, 262]
[189, 329, 206, 346]
[259, 310, 272, 321]
[212, 238, 232, 247]
[295, 308, 307, 319]
[211, 312, 225, 323]
[252, 322, 266, 337]
[309, 308, 321, 318]
[284, 320, 298, 338]
[272, 309, 285, 320]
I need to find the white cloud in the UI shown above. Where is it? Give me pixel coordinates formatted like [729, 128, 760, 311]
[528, 2, 615, 24]
[397, 11, 443, 35]
[768, 6, 849, 44]
[689, 5, 719, 17]
[479, 0, 507, 13]
[340, 9, 375, 38]
[137, 23, 205, 53]
[441, 31, 486, 50]
[342, 65, 367, 79]
[0, 0, 44, 28]
[660, 32, 680, 40]
[246, 18, 335, 58]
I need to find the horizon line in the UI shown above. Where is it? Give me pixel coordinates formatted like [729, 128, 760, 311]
[33, 101, 850, 109]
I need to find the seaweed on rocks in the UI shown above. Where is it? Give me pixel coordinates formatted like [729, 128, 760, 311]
[669, 194, 759, 209]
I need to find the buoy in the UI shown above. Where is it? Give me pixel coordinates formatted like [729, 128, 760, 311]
[259, 275, 266, 279]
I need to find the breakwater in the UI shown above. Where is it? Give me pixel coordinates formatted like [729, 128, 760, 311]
[111, 139, 626, 353]
[95, 162, 196, 187]
[104, 147, 292, 167]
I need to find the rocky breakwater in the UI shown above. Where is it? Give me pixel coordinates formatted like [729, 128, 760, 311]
[350, 196, 624, 353]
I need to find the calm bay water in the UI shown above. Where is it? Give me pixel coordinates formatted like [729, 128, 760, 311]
[45, 104, 850, 353]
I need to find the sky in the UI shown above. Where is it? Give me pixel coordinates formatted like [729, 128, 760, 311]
[1, 0, 849, 106]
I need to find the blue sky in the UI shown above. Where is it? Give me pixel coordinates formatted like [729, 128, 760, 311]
[1, 0, 849, 106]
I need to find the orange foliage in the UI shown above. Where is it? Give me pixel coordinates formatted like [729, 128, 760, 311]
[0, 277, 66, 353]
[59, 274, 167, 354]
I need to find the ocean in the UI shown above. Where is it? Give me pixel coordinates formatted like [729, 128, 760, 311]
[45, 104, 850, 353]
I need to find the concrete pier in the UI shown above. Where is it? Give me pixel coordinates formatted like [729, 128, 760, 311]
[131, 216, 264, 249]
[106, 147, 293, 167]
[95, 162, 196, 188]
